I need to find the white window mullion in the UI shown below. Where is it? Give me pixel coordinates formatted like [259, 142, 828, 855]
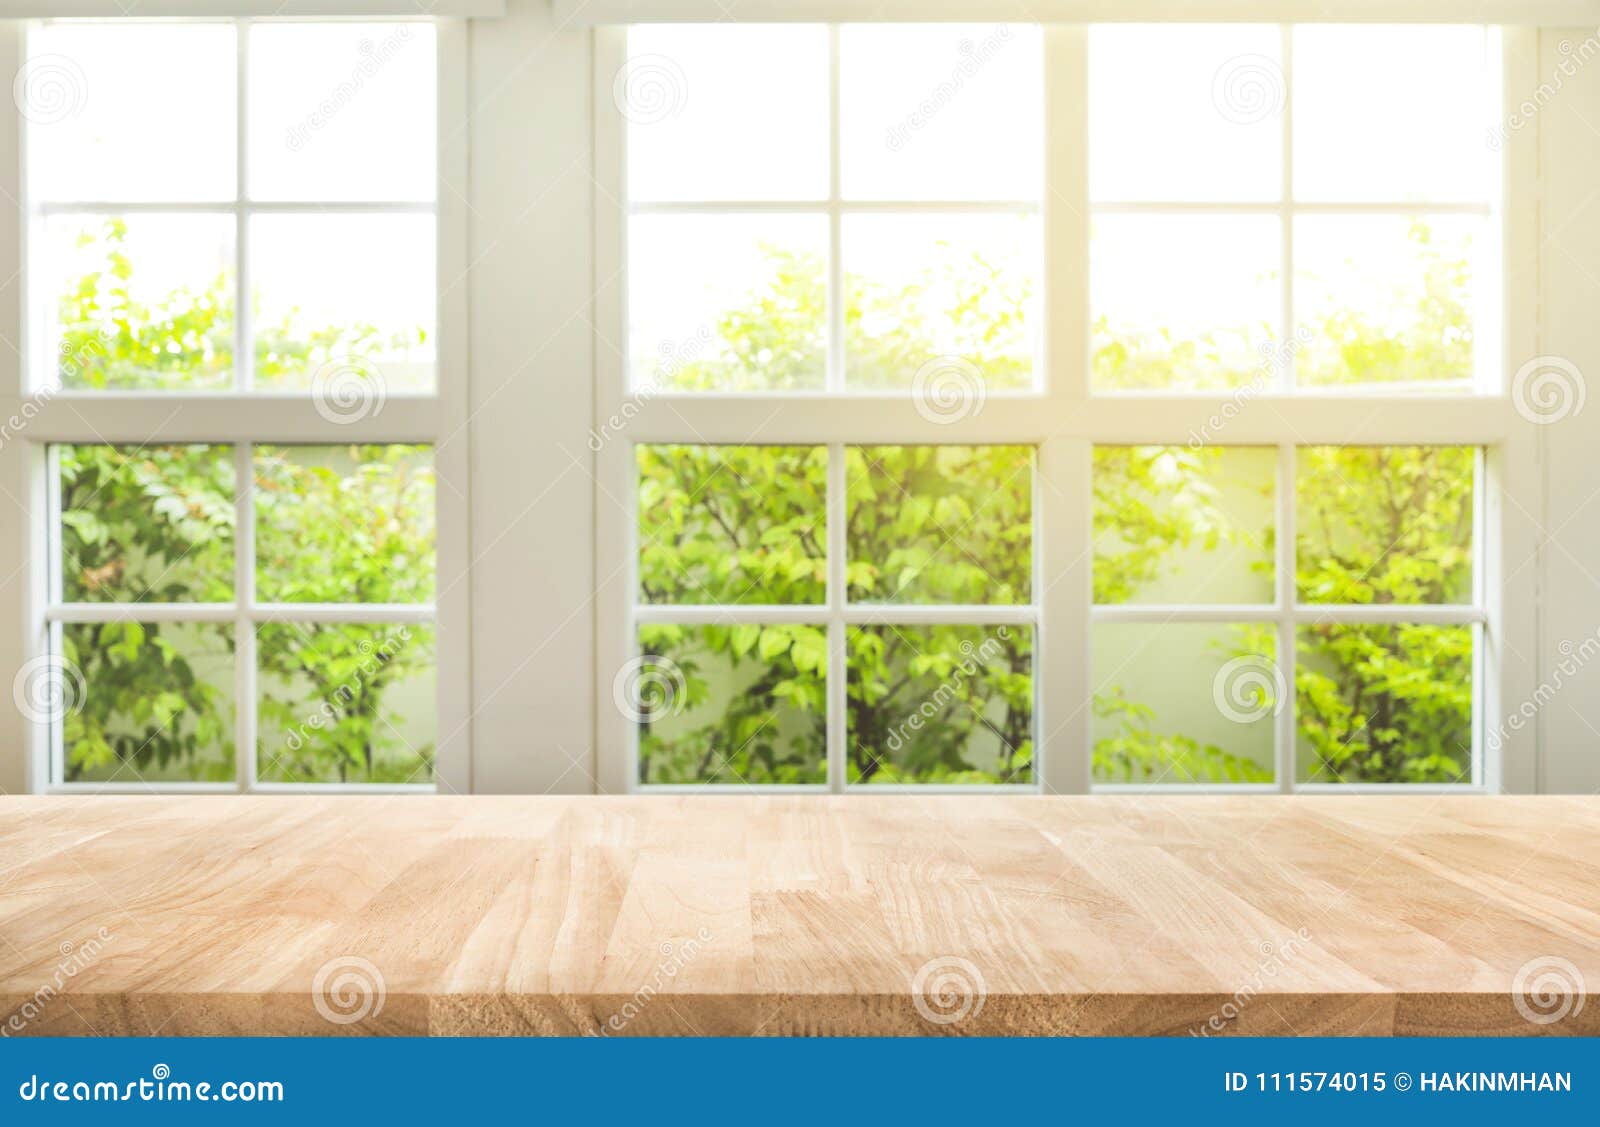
[827, 442, 846, 792]
[233, 23, 255, 790]
[235, 19, 253, 393]
[1275, 442, 1296, 793]
[1036, 26, 1091, 794]
[1279, 23, 1296, 391]
[826, 24, 844, 394]
[234, 442, 256, 791]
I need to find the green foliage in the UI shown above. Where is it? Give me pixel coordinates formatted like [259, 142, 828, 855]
[54, 224, 434, 785]
[639, 623, 827, 785]
[254, 445, 436, 604]
[1297, 624, 1471, 784]
[59, 217, 1474, 788]
[847, 446, 1031, 605]
[56, 218, 233, 391]
[848, 625, 1032, 784]
[638, 445, 826, 605]
[1093, 690, 1271, 785]
[641, 236, 1033, 392]
[638, 224, 1475, 786]
[62, 621, 234, 782]
[1091, 445, 1238, 606]
[1297, 220, 1475, 388]
[257, 622, 434, 785]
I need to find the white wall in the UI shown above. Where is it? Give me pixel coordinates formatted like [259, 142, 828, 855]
[1536, 26, 1600, 793]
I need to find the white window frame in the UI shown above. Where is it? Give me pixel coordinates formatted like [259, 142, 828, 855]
[592, 22, 1542, 796]
[13, 15, 473, 795]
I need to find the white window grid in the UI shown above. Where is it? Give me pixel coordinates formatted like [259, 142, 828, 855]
[19, 16, 472, 795]
[1087, 24, 1503, 394]
[593, 23, 1538, 797]
[619, 24, 1043, 795]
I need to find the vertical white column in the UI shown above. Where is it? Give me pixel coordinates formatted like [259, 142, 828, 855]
[1488, 27, 1540, 795]
[593, 25, 632, 795]
[1039, 26, 1091, 795]
[0, 20, 41, 792]
[434, 18, 474, 795]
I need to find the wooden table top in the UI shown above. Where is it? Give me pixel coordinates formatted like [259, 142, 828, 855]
[2, 795, 1596, 1037]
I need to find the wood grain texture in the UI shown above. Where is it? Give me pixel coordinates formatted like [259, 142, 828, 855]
[1, 795, 1596, 1036]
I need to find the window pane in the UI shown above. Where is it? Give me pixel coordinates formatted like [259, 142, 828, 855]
[625, 25, 828, 202]
[26, 23, 236, 202]
[58, 444, 235, 604]
[847, 446, 1032, 605]
[252, 213, 436, 393]
[848, 625, 1033, 785]
[1293, 215, 1479, 390]
[249, 22, 436, 203]
[1297, 447, 1473, 605]
[254, 445, 435, 604]
[44, 215, 235, 392]
[1090, 25, 1282, 203]
[638, 445, 826, 606]
[1092, 213, 1280, 391]
[59, 622, 234, 784]
[1294, 26, 1494, 203]
[635, 624, 826, 785]
[840, 24, 1041, 201]
[1094, 623, 1277, 785]
[1093, 446, 1274, 605]
[1297, 623, 1472, 784]
[628, 214, 827, 391]
[257, 623, 435, 784]
[844, 213, 1039, 390]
